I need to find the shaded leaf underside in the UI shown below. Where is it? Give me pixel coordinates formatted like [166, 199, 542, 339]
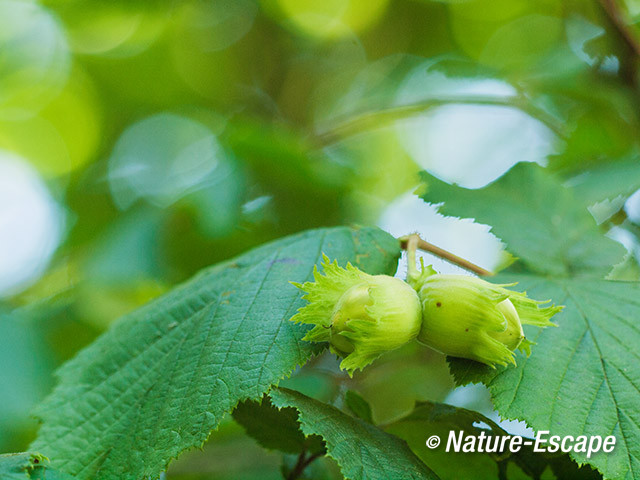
[385, 400, 601, 480]
[232, 396, 325, 456]
[234, 389, 438, 479]
[270, 388, 438, 480]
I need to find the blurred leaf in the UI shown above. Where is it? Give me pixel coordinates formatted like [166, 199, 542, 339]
[479, 14, 564, 72]
[232, 396, 325, 455]
[166, 416, 284, 480]
[343, 390, 373, 424]
[607, 254, 640, 281]
[226, 119, 352, 231]
[269, 387, 438, 480]
[350, 342, 454, 424]
[0, 308, 56, 452]
[31, 226, 400, 480]
[545, 84, 639, 174]
[83, 206, 166, 283]
[318, 54, 423, 124]
[419, 163, 626, 275]
[385, 401, 511, 480]
[565, 153, 640, 205]
[227, 119, 349, 192]
[182, 162, 245, 238]
[385, 401, 601, 480]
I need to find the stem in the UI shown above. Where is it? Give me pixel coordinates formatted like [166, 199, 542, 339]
[497, 461, 509, 480]
[286, 451, 323, 480]
[315, 95, 567, 145]
[399, 234, 493, 277]
[405, 234, 420, 283]
[599, 0, 640, 57]
[598, 0, 640, 87]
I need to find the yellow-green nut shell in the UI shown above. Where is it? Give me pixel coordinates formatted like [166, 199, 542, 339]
[416, 274, 561, 367]
[290, 255, 422, 374]
[494, 299, 524, 351]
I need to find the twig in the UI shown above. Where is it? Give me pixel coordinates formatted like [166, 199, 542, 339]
[399, 234, 493, 277]
[315, 95, 567, 145]
[286, 450, 323, 480]
[497, 461, 509, 480]
[598, 0, 640, 58]
[598, 0, 640, 87]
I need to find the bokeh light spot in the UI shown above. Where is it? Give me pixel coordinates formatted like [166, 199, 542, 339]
[0, 151, 65, 297]
[0, 68, 101, 177]
[108, 113, 229, 210]
[272, 0, 389, 38]
[397, 104, 556, 188]
[395, 63, 556, 188]
[0, 0, 70, 119]
[179, 0, 258, 53]
[62, 3, 166, 57]
[378, 190, 507, 276]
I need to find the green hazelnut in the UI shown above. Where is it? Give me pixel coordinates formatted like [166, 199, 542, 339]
[290, 255, 422, 374]
[414, 271, 562, 367]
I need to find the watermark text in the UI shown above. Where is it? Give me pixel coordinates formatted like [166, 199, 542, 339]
[424, 430, 616, 459]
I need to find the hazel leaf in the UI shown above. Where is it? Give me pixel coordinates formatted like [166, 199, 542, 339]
[418, 163, 626, 276]
[269, 387, 439, 480]
[449, 275, 640, 480]
[30, 226, 400, 480]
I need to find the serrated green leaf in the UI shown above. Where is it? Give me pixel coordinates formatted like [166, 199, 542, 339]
[419, 163, 638, 479]
[418, 163, 626, 275]
[0, 453, 45, 480]
[449, 275, 640, 480]
[232, 397, 325, 455]
[29, 466, 77, 480]
[31, 226, 400, 480]
[269, 388, 439, 480]
[385, 401, 601, 480]
[0, 453, 75, 480]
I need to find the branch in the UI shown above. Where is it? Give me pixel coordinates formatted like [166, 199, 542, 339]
[315, 95, 567, 145]
[286, 450, 322, 480]
[399, 234, 494, 277]
[598, 0, 640, 58]
[598, 0, 640, 88]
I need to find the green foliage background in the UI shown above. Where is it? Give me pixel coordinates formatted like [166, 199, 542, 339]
[2, 0, 640, 479]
